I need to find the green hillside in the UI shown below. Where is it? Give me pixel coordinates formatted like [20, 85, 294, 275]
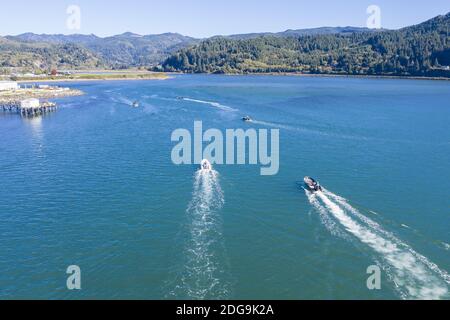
[6, 32, 199, 70]
[162, 13, 450, 78]
[0, 36, 104, 74]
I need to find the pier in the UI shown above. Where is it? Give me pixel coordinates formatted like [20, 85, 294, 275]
[0, 82, 81, 118]
[0, 100, 58, 117]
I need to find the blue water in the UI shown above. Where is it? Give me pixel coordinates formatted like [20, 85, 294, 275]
[0, 75, 449, 299]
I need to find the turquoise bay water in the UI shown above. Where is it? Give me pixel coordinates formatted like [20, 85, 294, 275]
[0, 75, 449, 299]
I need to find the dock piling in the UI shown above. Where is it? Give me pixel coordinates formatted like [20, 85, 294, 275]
[0, 100, 58, 117]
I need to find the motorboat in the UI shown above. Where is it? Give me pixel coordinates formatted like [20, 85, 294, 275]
[132, 101, 140, 108]
[242, 116, 253, 122]
[200, 159, 212, 171]
[304, 176, 322, 192]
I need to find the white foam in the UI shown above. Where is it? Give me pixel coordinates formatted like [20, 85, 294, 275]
[323, 190, 394, 239]
[182, 98, 237, 112]
[310, 189, 449, 300]
[305, 190, 350, 240]
[172, 169, 229, 299]
[252, 120, 297, 131]
[109, 94, 134, 106]
[323, 189, 450, 286]
[141, 103, 158, 114]
[252, 121, 366, 142]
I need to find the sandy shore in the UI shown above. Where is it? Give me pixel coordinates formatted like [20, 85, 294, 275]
[0, 88, 84, 103]
[17, 78, 170, 84]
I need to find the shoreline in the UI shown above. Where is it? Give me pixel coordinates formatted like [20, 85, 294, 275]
[0, 88, 84, 104]
[8, 71, 449, 83]
[11, 72, 171, 84]
[258, 72, 450, 82]
[166, 71, 450, 82]
[16, 76, 171, 84]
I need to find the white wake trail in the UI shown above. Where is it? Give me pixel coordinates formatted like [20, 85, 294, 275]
[307, 189, 449, 300]
[110, 94, 134, 106]
[251, 120, 298, 131]
[305, 191, 349, 240]
[173, 169, 229, 300]
[182, 98, 237, 112]
[323, 189, 450, 286]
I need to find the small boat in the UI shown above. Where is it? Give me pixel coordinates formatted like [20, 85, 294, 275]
[242, 116, 253, 122]
[304, 176, 322, 192]
[176, 96, 185, 100]
[200, 159, 212, 171]
[132, 101, 140, 108]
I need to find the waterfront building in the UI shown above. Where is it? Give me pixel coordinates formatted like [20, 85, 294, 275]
[0, 81, 19, 91]
[20, 98, 40, 109]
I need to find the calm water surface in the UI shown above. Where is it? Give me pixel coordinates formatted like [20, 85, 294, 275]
[0, 75, 449, 299]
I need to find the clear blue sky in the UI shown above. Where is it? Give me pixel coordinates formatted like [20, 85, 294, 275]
[1, 0, 449, 37]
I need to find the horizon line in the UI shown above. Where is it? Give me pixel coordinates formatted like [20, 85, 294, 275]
[3, 11, 448, 39]
[0, 25, 389, 39]
[1, 11, 447, 39]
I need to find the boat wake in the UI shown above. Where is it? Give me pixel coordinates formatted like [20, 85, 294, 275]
[141, 102, 158, 114]
[251, 120, 298, 131]
[111, 95, 135, 107]
[181, 98, 237, 112]
[306, 188, 449, 300]
[170, 168, 230, 299]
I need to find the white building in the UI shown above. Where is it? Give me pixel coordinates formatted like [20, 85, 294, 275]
[21, 98, 40, 109]
[0, 81, 19, 91]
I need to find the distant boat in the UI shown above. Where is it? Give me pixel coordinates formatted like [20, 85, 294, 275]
[132, 101, 140, 108]
[242, 116, 253, 122]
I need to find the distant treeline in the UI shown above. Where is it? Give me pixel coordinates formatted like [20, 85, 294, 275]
[162, 13, 450, 78]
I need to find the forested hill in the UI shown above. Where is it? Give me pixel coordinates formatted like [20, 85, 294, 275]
[162, 13, 450, 78]
[226, 26, 375, 40]
[5, 32, 198, 69]
[0, 36, 104, 71]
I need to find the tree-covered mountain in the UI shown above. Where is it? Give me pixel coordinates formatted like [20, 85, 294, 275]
[5, 33, 101, 44]
[226, 26, 377, 40]
[6, 32, 199, 69]
[162, 13, 450, 78]
[0, 36, 104, 73]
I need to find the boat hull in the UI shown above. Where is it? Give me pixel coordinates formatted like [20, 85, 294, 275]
[200, 159, 212, 171]
[304, 177, 322, 192]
